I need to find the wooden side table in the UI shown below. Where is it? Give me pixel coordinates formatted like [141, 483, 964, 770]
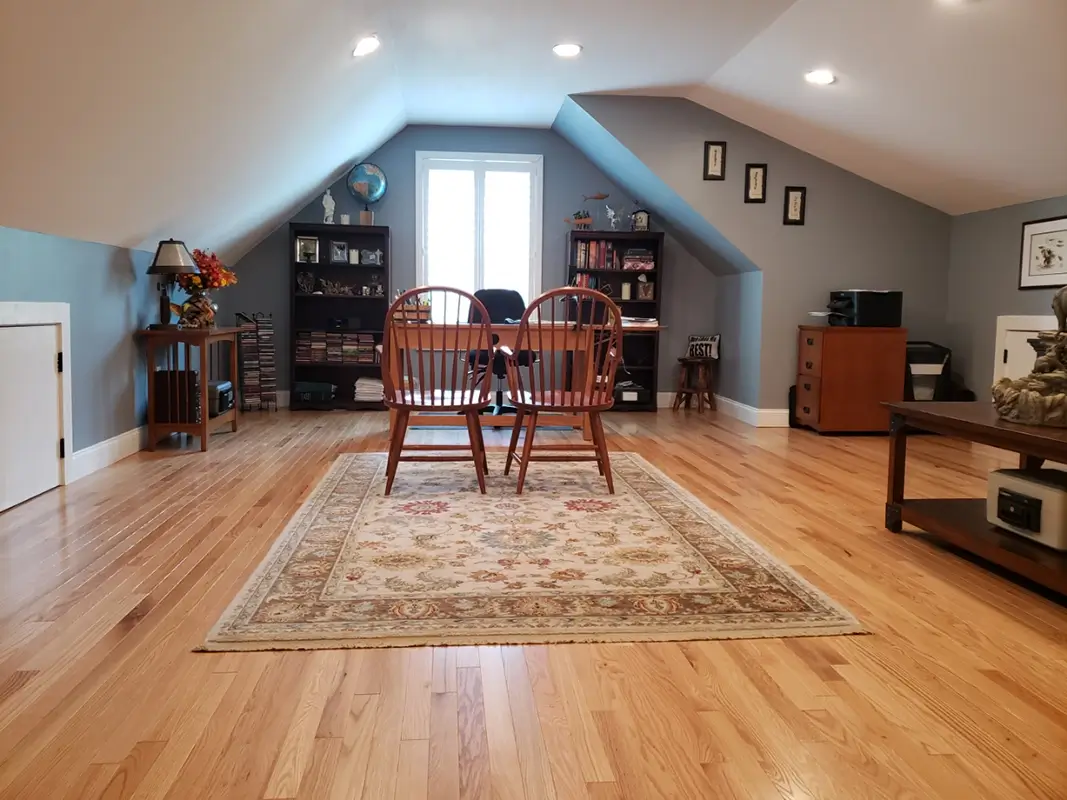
[137, 327, 241, 451]
[672, 357, 717, 412]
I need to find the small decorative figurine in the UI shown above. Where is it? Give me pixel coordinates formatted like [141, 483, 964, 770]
[605, 205, 619, 231]
[296, 272, 315, 293]
[322, 189, 336, 224]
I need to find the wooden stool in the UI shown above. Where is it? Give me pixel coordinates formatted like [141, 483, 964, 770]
[672, 357, 717, 412]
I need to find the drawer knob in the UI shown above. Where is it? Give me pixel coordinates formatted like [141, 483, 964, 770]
[803, 406, 811, 414]
[804, 383, 811, 390]
[806, 337, 814, 346]
[805, 361, 813, 370]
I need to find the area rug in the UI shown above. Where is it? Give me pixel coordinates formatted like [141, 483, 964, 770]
[200, 453, 862, 650]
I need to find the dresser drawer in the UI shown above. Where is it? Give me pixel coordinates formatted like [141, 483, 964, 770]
[795, 375, 821, 424]
[798, 330, 823, 377]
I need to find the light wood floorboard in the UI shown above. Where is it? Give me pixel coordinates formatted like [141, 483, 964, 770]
[0, 410, 1065, 799]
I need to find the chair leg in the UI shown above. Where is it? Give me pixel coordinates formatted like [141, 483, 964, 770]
[384, 409, 410, 496]
[515, 411, 538, 495]
[504, 408, 525, 476]
[590, 411, 614, 494]
[475, 417, 489, 474]
[464, 412, 487, 494]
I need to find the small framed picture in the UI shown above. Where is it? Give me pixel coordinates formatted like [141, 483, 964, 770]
[744, 164, 767, 204]
[295, 236, 319, 263]
[703, 141, 726, 181]
[632, 209, 650, 232]
[330, 241, 348, 263]
[1019, 215, 1067, 289]
[637, 281, 655, 300]
[783, 186, 807, 226]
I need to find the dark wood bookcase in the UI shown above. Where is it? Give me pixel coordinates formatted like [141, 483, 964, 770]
[289, 222, 390, 410]
[567, 230, 665, 412]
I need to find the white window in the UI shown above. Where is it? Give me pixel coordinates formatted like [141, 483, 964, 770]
[415, 151, 543, 305]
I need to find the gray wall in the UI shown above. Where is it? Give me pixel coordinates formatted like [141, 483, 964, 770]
[229, 125, 713, 391]
[947, 194, 1067, 394]
[714, 272, 763, 407]
[566, 95, 952, 408]
[0, 226, 155, 450]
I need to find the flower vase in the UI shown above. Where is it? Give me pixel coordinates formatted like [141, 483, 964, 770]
[179, 291, 217, 329]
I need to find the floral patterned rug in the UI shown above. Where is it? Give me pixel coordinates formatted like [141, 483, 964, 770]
[201, 453, 862, 650]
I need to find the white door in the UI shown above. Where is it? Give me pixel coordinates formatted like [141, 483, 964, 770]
[0, 325, 62, 511]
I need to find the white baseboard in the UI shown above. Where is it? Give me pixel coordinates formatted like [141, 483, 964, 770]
[653, 391, 788, 428]
[68, 426, 147, 483]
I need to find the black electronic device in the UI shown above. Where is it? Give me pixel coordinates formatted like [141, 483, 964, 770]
[827, 290, 902, 327]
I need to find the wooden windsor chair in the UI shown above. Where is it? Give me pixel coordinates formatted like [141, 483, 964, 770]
[500, 287, 623, 494]
[381, 287, 494, 495]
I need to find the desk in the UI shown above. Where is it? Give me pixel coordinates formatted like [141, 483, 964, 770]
[137, 327, 241, 452]
[885, 401, 1067, 594]
[385, 323, 665, 439]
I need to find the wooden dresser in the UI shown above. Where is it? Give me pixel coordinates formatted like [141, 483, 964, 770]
[795, 325, 907, 433]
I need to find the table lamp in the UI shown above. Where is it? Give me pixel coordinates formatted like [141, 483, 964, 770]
[147, 239, 197, 329]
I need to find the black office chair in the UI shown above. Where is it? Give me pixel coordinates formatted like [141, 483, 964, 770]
[469, 289, 535, 415]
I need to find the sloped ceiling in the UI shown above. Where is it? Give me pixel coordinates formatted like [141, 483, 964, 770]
[1, 0, 1063, 263]
[0, 0, 795, 262]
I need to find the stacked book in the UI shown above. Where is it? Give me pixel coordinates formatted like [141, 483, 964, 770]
[621, 316, 659, 328]
[342, 332, 378, 364]
[354, 377, 384, 403]
[257, 315, 277, 409]
[622, 248, 655, 271]
[236, 312, 277, 411]
[326, 332, 343, 363]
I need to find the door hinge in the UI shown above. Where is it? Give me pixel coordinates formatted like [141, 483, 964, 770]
[59, 438, 66, 459]
[57, 351, 63, 373]
[1003, 349, 1008, 364]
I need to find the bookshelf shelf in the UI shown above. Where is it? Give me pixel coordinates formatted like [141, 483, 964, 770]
[290, 222, 390, 412]
[568, 230, 665, 412]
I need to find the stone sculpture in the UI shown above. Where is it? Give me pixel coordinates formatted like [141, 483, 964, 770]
[992, 286, 1067, 425]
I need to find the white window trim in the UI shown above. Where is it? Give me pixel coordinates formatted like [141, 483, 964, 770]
[414, 150, 543, 302]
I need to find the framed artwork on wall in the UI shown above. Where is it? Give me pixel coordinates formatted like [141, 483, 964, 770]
[744, 164, 767, 203]
[703, 141, 726, 180]
[1019, 215, 1067, 289]
[783, 186, 807, 226]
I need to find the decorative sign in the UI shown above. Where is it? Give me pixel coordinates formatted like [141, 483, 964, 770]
[783, 186, 807, 226]
[703, 141, 726, 181]
[744, 164, 767, 203]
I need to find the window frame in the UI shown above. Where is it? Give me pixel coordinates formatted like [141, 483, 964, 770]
[414, 150, 544, 303]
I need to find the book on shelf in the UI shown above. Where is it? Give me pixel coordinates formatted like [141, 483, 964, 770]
[621, 316, 659, 327]
[573, 239, 628, 271]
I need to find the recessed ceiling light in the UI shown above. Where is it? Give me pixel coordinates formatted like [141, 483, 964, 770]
[353, 35, 380, 57]
[804, 68, 836, 86]
[552, 43, 582, 58]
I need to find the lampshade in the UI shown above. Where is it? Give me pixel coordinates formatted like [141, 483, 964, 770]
[147, 239, 197, 275]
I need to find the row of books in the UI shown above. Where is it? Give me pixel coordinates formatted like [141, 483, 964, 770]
[295, 331, 380, 365]
[237, 313, 277, 411]
[573, 241, 656, 271]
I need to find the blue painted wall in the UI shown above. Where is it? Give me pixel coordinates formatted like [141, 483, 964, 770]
[0, 226, 155, 449]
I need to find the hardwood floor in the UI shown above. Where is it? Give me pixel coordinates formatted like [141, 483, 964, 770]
[1, 410, 1066, 799]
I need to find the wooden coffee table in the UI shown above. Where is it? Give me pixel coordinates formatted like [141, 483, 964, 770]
[885, 401, 1067, 595]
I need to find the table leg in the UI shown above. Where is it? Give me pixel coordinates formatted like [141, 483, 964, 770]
[146, 340, 157, 451]
[885, 412, 908, 532]
[199, 343, 210, 452]
[1020, 454, 1045, 470]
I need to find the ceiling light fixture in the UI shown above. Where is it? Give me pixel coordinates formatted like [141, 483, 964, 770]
[552, 43, 582, 58]
[353, 35, 381, 57]
[804, 68, 836, 86]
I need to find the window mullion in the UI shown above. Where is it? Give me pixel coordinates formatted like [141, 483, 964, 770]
[474, 164, 486, 292]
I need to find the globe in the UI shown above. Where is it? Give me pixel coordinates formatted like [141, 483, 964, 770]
[346, 162, 387, 205]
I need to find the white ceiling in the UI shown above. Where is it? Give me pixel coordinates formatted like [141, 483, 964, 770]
[0, 0, 1063, 262]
